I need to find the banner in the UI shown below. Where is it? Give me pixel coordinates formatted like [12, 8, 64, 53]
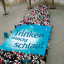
[0, 25, 51, 55]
